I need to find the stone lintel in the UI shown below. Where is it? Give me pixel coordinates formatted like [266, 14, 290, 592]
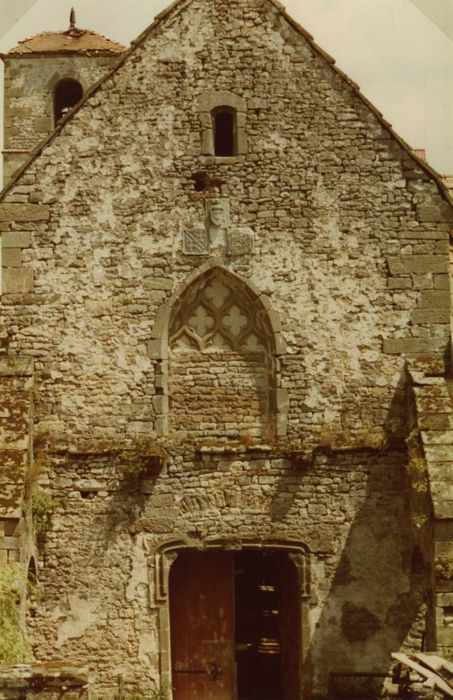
[147, 339, 167, 360]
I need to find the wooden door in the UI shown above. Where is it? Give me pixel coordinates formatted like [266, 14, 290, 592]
[278, 555, 302, 700]
[170, 550, 236, 700]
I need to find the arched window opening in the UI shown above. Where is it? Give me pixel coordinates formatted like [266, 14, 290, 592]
[213, 108, 236, 157]
[27, 557, 38, 617]
[168, 270, 276, 441]
[54, 79, 83, 125]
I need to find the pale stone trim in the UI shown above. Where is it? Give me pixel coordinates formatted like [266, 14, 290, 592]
[148, 262, 287, 437]
[152, 538, 311, 700]
[196, 90, 247, 156]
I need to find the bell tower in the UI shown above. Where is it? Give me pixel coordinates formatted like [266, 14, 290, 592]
[1, 9, 126, 185]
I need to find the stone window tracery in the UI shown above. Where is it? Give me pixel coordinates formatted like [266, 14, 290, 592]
[168, 271, 275, 440]
[169, 277, 268, 354]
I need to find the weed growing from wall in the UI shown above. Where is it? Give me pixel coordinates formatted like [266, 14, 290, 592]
[0, 563, 31, 663]
[31, 489, 58, 534]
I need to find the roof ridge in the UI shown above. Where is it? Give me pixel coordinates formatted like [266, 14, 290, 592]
[0, 0, 451, 210]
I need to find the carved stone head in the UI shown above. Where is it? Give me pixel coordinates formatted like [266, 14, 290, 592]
[207, 199, 230, 228]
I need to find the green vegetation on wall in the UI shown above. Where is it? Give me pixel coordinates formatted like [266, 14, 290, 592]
[0, 563, 31, 663]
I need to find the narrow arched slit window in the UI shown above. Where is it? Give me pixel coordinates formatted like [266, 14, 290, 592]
[54, 79, 83, 125]
[213, 108, 236, 157]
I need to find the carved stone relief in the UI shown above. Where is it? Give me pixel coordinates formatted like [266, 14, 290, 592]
[182, 198, 254, 257]
[183, 227, 209, 255]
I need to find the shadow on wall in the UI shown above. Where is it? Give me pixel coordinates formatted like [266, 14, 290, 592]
[297, 374, 433, 697]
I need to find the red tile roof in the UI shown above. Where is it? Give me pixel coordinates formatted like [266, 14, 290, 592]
[5, 28, 126, 56]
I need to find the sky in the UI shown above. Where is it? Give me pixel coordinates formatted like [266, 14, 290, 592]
[0, 0, 39, 37]
[0, 0, 452, 176]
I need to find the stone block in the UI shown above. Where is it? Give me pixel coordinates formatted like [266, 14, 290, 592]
[3, 268, 34, 294]
[427, 463, 453, 482]
[152, 395, 168, 415]
[400, 231, 449, 240]
[435, 539, 453, 557]
[154, 416, 168, 435]
[151, 304, 171, 338]
[417, 205, 453, 223]
[434, 274, 450, 290]
[387, 255, 448, 275]
[0, 204, 50, 221]
[437, 593, 453, 606]
[422, 430, 453, 445]
[84, 298, 113, 317]
[426, 445, 453, 463]
[419, 415, 453, 431]
[2, 248, 22, 267]
[276, 388, 289, 412]
[383, 337, 446, 354]
[0, 358, 33, 378]
[433, 500, 453, 519]
[387, 277, 412, 289]
[412, 308, 450, 323]
[418, 290, 450, 308]
[143, 276, 174, 291]
[437, 627, 453, 645]
[2, 232, 31, 248]
[147, 339, 166, 360]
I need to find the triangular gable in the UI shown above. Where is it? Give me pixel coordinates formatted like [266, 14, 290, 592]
[1, 0, 452, 207]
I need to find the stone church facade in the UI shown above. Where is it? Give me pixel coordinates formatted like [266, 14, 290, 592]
[0, 0, 452, 698]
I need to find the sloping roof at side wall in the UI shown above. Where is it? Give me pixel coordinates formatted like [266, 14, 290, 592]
[0, 0, 452, 209]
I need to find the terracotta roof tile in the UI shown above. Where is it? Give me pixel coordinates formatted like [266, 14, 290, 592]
[5, 28, 126, 56]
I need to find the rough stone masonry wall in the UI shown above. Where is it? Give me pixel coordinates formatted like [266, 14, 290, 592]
[0, 0, 451, 450]
[0, 0, 451, 694]
[2, 54, 119, 185]
[28, 446, 431, 696]
[169, 350, 269, 438]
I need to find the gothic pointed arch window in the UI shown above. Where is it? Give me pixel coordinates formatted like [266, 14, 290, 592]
[54, 79, 83, 125]
[168, 270, 276, 441]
